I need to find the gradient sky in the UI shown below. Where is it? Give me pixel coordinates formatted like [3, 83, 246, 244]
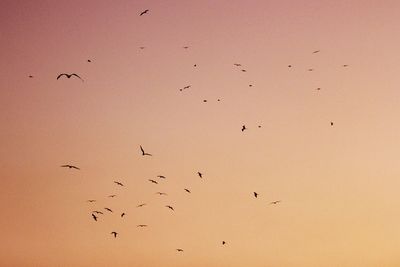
[2, 1, 400, 266]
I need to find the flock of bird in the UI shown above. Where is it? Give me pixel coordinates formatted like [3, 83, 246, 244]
[51, 8, 350, 254]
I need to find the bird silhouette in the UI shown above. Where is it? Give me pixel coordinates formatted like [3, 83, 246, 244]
[149, 179, 158, 184]
[108, 195, 116, 198]
[92, 211, 103, 214]
[166, 205, 174, 211]
[114, 181, 124, 186]
[343, 64, 349, 67]
[139, 46, 145, 49]
[121, 213, 126, 217]
[316, 87, 321, 91]
[308, 68, 314, 71]
[87, 59, 91, 63]
[156, 192, 168, 196]
[137, 203, 146, 208]
[61, 164, 80, 170]
[92, 214, 98, 221]
[56, 73, 83, 82]
[183, 46, 189, 49]
[111, 232, 118, 238]
[140, 145, 152, 156]
[137, 224, 148, 227]
[234, 63, 241, 66]
[87, 200, 96, 203]
[157, 175, 166, 179]
[184, 188, 191, 193]
[140, 9, 149, 16]
[270, 200, 281, 205]
[222, 241, 226, 245]
[176, 249, 184, 252]
[197, 172, 203, 178]
[254, 192, 258, 198]
[288, 65, 292, 68]
[104, 208, 113, 212]
[312, 50, 320, 54]
[241, 69, 247, 72]
[29, 75, 34, 78]
[241, 125, 247, 132]
[330, 121, 334, 126]
[183, 85, 191, 89]
[249, 84, 253, 87]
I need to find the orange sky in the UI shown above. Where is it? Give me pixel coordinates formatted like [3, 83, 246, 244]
[1, 1, 400, 266]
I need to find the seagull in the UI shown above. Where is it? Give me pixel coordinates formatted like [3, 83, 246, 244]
[184, 188, 191, 193]
[157, 175, 166, 179]
[108, 195, 116, 198]
[176, 249, 184, 252]
[87, 59, 91, 63]
[149, 179, 158, 184]
[139, 9, 149, 16]
[56, 73, 84, 82]
[222, 241, 226, 245]
[254, 192, 258, 198]
[234, 63, 241, 67]
[241, 125, 247, 132]
[92, 211, 103, 214]
[166, 205, 174, 211]
[29, 75, 34, 78]
[61, 164, 80, 170]
[137, 224, 148, 227]
[183, 46, 189, 49]
[121, 213, 126, 218]
[312, 50, 320, 54]
[197, 172, 203, 178]
[92, 214, 98, 221]
[104, 208, 113, 212]
[137, 203, 146, 208]
[114, 181, 124, 186]
[111, 231, 118, 238]
[87, 200, 96, 203]
[241, 69, 247, 72]
[330, 121, 334, 126]
[270, 200, 281, 205]
[140, 145, 152, 156]
[183, 85, 191, 89]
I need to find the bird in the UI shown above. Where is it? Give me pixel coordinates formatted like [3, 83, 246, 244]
[183, 85, 191, 89]
[234, 63, 241, 66]
[176, 249, 184, 252]
[92, 211, 103, 214]
[56, 73, 83, 82]
[104, 208, 113, 212]
[270, 200, 281, 205]
[241, 69, 247, 72]
[28, 75, 34, 78]
[149, 179, 158, 184]
[140, 145, 152, 156]
[249, 84, 253, 87]
[197, 172, 203, 178]
[330, 121, 334, 126]
[316, 87, 321, 91]
[203, 100, 207, 103]
[157, 175, 166, 179]
[156, 192, 168, 196]
[308, 68, 314, 71]
[121, 213, 126, 218]
[342, 64, 349, 67]
[217, 99, 221, 102]
[111, 232, 118, 238]
[166, 205, 174, 211]
[258, 125, 261, 128]
[137, 224, 148, 227]
[183, 46, 189, 49]
[194, 64, 197, 67]
[222, 241, 226, 245]
[139, 9, 149, 16]
[137, 203, 146, 208]
[92, 214, 98, 221]
[288, 65, 292, 68]
[61, 164, 80, 170]
[114, 181, 124, 186]
[87, 200, 96, 203]
[241, 125, 247, 132]
[108, 195, 116, 198]
[87, 59, 91, 63]
[184, 188, 191, 193]
[312, 50, 320, 54]
[254, 192, 258, 198]
[139, 46, 145, 49]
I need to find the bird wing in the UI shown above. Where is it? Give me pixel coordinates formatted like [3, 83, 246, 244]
[71, 166, 80, 170]
[71, 73, 84, 81]
[57, 73, 67, 80]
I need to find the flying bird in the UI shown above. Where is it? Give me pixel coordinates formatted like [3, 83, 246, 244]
[184, 188, 191, 193]
[254, 192, 258, 198]
[270, 200, 281, 205]
[166, 205, 174, 211]
[258, 125, 262, 128]
[342, 64, 349, 67]
[92, 211, 103, 214]
[197, 172, 203, 178]
[234, 63, 241, 66]
[241, 125, 247, 132]
[288, 65, 292, 68]
[121, 213, 126, 218]
[183, 46, 189, 49]
[316, 87, 321, 91]
[149, 179, 158, 184]
[114, 181, 124, 186]
[308, 68, 314, 71]
[183, 85, 191, 89]
[104, 208, 113, 212]
[139, 46, 145, 49]
[140, 145, 152, 156]
[108, 195, 116, 198]
[87, 200, 96, 203]
[217, 99, 221, 102]
[222, 241, 226, 245]
[137, 203, 146, 208]
[87, 59, 91, 63]
[157, 175, 166, 179]
[176, 249, 184, 252]
[61, 164, 80, 170]
[92, 214, 98, 221]
[29, 75, 34, 78]
[249, 84, 253, 87]
[139, 9, 149, 16]
[56, 73, 83, 82]
[111, 232, 118, 238]
[312, 50, 320, 54]
[241, 69, 247, 72]
[137, 224, 148, 227]
[203, 100, 207, 103]
[330, 121, 334, 126]
[156, 192, 168, 196]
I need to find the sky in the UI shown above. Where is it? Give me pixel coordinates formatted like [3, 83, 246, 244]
[1, 0, 400, 266]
